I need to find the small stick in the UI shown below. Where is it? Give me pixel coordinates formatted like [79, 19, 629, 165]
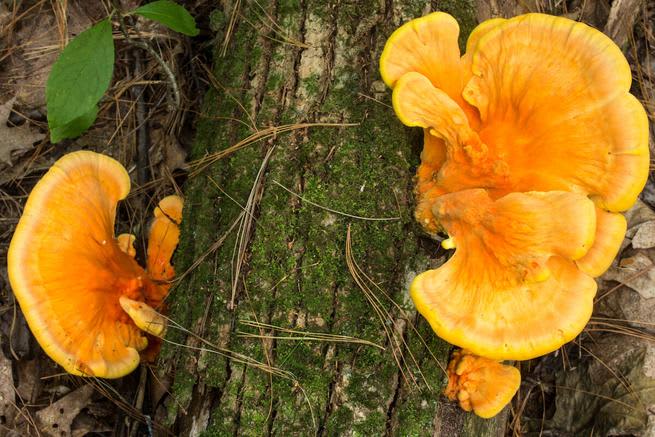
[128, 366, 148, 437]
[131, 48, 150, 187]
[128, 40, 180, 110]
[112, 0, 180, 110]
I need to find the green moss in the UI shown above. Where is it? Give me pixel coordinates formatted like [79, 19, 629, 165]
[166, 369, 196, 424]
[209, 9, 226, 32]
[302, 73, 322, 97]
[167, 0, 506, 434]
[435, 0, 478, 51]
[278, 0, 301, 17]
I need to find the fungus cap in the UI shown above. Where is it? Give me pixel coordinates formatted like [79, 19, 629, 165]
[575, 208, 627, 277]
[382, 11, 649, 242]
[8, 151, 167, 378]
[411, 189, 598, 360]
[137, 194, 184, 362]
[444, 349, 520, 418]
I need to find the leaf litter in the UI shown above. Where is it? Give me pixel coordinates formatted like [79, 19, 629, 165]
[0, 97, 44, 167]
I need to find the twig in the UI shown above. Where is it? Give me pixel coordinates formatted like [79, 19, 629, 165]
[127, 40, 180, 110]
[111, 0, 130, 39]
[128, 366, 148, 437]
[131, 49, 150, 187]
[111, 0, 181, 110]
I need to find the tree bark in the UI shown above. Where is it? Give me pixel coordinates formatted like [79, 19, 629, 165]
[161, 0, 508, 435]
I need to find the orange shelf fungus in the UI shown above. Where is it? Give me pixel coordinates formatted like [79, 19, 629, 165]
[7, 151, 183, 378]
[140, 194, 183, 362]
[381, 11, 649, 365]
[444, 350, 520, 419]
[411, 189, 598, 360]
[147, 195, 183, 287]
[117, 233, 137, 258]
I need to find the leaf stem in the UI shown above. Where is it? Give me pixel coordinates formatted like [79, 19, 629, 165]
[127, 39, 181, 110]
[111, 0, 180, 110]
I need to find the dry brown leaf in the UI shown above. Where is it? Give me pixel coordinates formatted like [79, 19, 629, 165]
[564, 0, 611, 29]
[70, 413, 112, 437]
[151, 127, 188, 172]
[0, 1, 124, 110]
[604, 0, 644, 48]
[552, 335, 655, 435]
[35, 384, 94, 437]
[0, 97, 44, 167]
[625, 200, 655, 238]
[632, 221, 655, 249]
[605, 251, 655, 298]
[608, 282, 655, 326]
[16, 358, 39, 404]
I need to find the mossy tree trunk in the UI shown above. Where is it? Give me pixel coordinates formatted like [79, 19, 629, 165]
[161, 1, 507, 435]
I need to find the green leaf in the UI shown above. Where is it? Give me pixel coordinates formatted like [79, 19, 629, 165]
[132, 1, 199, 36]
[49, 106, 98, 144]
[46, 19, 114, 132]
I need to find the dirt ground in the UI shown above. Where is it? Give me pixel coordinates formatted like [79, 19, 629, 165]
[0, 0, 654, 436]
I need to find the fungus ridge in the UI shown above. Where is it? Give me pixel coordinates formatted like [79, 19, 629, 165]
[411, 189, 598, 360]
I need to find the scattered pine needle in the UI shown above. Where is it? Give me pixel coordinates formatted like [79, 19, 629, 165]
[356, 92, 392, 109]
[87, 378, 171, 435]
[168, 211, 245, 291]
[585, 321, 655, 342]
[7, 385, 40, 437]
[198, 61, 257, 131]
[345, 225, 445, 393]
[553, 385, 640, 412]
[594, 264, 655, 303]
[221, 0, 242, 57]
[230, 146, 276, 309]
[241, 2, 309, 49]
[187, 122, 358, 178]
[592, 316, 655, 327]
[161, 315, 317, 428]
[346, 226, 446, 377]
[273, 181, 400, 221]
[237, 320, 385, 350]
[573, 339, 645, 410]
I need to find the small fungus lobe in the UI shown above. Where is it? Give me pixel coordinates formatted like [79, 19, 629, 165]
[444, 349, 520, 418]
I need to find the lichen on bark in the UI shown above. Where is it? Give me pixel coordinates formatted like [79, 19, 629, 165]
[161, 0, 508, 435]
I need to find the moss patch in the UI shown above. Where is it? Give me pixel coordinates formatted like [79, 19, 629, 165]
[165, 0, 507, 435]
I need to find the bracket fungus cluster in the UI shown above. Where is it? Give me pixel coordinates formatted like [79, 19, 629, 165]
[444, 349, 520, 418]
[381, 12, 650, 416]
[8, 151, 183, 378]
